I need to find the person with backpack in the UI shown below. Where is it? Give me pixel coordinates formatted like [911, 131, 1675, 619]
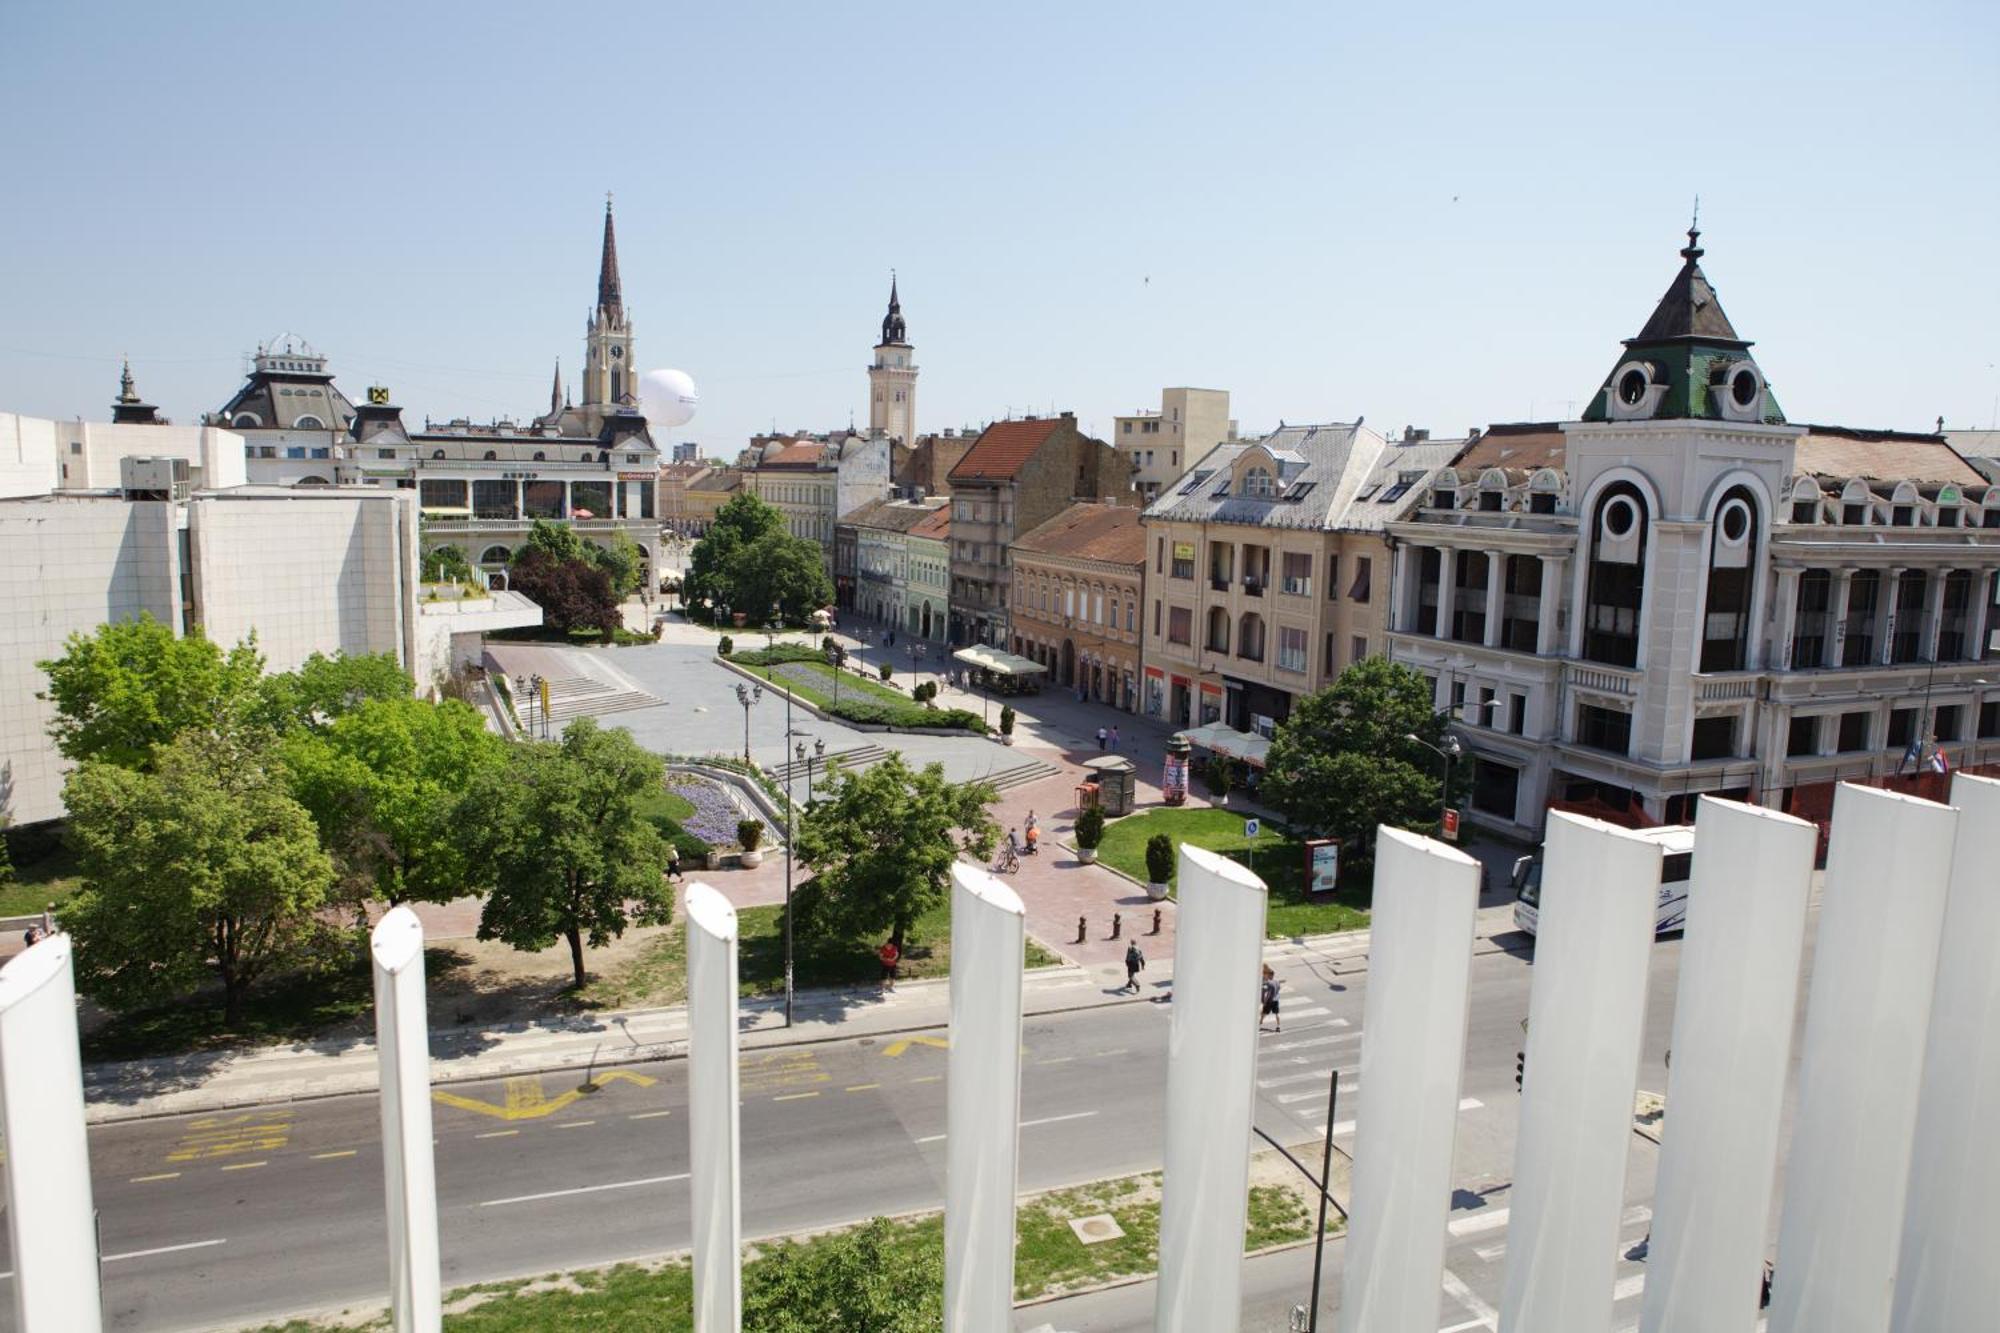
[1124, 941, 1145, 993]
[878, 938, 901, 991]
[665, 842, 682, 881]
[1259, 964, 1281, 1032]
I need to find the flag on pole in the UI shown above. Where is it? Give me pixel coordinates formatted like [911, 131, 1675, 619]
[1899, 737, 1922, 774]
[1929, 747, 1949, 775]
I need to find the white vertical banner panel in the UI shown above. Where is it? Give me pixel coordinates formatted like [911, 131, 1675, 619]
[1770, 784, 1956, 1333]
[1890, 773, 2000, 1333]
[371, 906, 442, 1333]
[944, 863, 1027, 1333]
[1497, 812, 1660, 1333]
[0, 935, 104, 1333]
[1154, 844, 1268, 1333]
[1337, 827, 1480, 1333]
[1639, 798, 1816, 1333]
[685, 883, 743, 1333]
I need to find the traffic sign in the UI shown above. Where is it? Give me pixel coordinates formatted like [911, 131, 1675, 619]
[1243, 818, 1260, 839]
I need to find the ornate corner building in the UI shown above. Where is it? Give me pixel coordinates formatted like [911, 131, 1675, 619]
[1387, 229, 2000, 841]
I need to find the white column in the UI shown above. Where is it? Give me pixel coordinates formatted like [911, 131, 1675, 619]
[1155, 845, 1269, 1333]
[1393, 541, 1418, 633]
[1878, 565, 1905, 665]
[1498, 813, 1661, 1333]
[945, 863, 1027, 1333]
[1536, 554, 1565, 656]
[1484, 550, 1505, 648]
[1434, 547, 1458, 642]
[1825, 567, 1853, 667]
[0, 935, 104, 1333]
[1769, 783, 1957, 1333]
[1768, 566, 1802, 672]
[1638, 799, 1816, 1333]
[1338, 828, 1481, 1333]
[685, 883, 743, 1333]
[1921, 566, 1950, 661]
[1890, 773, 2000, 1332]
[371, 907, 442, 1333]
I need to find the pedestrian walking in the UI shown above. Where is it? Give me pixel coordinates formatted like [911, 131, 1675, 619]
[665, 842, 682, 881]
[1096, 726, 1108, 750]
[1124, 941, 1145, 993]
[878, 938, 901, 991]
[1109, 725, 1120, 751]
[1259, 964, 1281, 1032]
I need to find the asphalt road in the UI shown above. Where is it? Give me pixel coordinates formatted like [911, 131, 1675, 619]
[2, 935, 1695, 1332]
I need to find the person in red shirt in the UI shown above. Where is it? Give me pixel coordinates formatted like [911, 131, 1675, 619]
[878, 939, 901, 991]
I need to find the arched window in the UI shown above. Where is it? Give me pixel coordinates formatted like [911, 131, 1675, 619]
[1238, 611, 1265, 661]
[1206, 606, 1230, 653]
[431, 449, 446, 460]
[1243, 467, 1275, 498]
[232, 412, 262, 429]
[1583, 482, 1649, 667]
[1700, 486, 1760, 672]
[532, 451, 546, 462]
[296, 474, 331, 486]
[293, 415, 326, 430]
[480, 545, 512, 564]
[483, 450, 497, 461]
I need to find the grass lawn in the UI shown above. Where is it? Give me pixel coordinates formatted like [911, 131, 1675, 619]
[1097, 807, 1370, 938]
[737, 895, 1062, 997]
[733, 656, 909, 710]
[631, 783, 697, 825]
[0, 839, 85, 918]
[251, 1163, 1320, 1330]
[575, 924, 688, 1011]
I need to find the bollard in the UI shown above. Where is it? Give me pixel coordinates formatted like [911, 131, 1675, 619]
[1110, 912, 1121, 940]
[1076, 915, 1088, 944]
[1151, 907, 1162, 936]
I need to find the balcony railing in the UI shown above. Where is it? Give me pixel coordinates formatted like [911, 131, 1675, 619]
[1210, 575, 1232, 592]
[1242, 576, 1266, 598]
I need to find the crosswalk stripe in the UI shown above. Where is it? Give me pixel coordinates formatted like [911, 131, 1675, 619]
[1323, 1096, 1483, 1139]
[1261, 1032, 1358, 1054]
[1277, 1082, 1356, 1104]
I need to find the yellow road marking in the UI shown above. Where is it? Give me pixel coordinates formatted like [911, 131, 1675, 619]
[221, 1161, 267, 1171]
[845, 1083, 881, 1092]
[131, 1172, 181, 1183]
[475, 1130, 520, 1139]
[166, 1110, 294, 1163]
[773, 1091, 820, 1102]
[909, 1075, 942, 1084]
[310, 1150, 357, 1160]
[432, 1070, 658, 1122]
[881, 1035, 950, 1058]
[556, 1120, 597, 1129]
[627, 1111, 672, 1120]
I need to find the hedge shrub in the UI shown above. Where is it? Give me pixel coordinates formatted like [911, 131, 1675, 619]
[733, 645, 824, 667]
[824, 699, 986, 734]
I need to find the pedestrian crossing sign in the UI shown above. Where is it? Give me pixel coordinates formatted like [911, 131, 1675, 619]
[1244, 818, 1260, 839]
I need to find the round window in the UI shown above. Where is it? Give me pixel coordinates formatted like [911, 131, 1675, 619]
[1618, 368, 1650, 406]
[1603, 496, 1638, 538]
[1720, 502, 1750, 542]
[1731, 369, 1759, 407]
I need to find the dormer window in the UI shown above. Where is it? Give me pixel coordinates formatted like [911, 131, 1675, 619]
[1242, 466, 1275, 498]
[1715, 360, 1767, 422]
[1605, 360, 1668, 419]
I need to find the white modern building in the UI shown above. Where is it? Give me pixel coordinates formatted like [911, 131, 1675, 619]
[0, 417, 538, 827]
[1387, 229, 2000, 838]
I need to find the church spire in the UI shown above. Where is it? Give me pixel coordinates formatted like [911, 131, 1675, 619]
[550, 358, 564, 414]
[111, 358, 162, 425]
[879, 271, 907, 345]
[597, 193, 623, 320]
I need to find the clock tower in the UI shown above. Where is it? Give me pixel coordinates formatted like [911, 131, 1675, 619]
[582, 195, 634, 410]
[868, 274, 917, 444]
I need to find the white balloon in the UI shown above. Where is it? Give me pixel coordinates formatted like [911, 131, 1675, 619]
[641, 368, 700, 427]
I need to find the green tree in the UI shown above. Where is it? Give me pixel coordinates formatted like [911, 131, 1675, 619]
[736, 532, 835, 624]
[510, 545, 621, 637]
[743, 1217, 943, 1332]
[1261, 657, 1454, 860]
[519, 516, 586, 565]
[422, 544, 473, 583]
[589, 530, 645, 598]
[793, 753, 998, 952]
[283, 696, 507, 908]
[61, 730, 338, 1026]
[685, 490, 785, 615]
[38, 615, 265, 771]
[463, 718, 673, 988]
[255, 651, 413, 733]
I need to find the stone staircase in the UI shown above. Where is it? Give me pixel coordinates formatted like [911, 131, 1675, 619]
[983, 758, 1061, 793]
[535, 673, 660, 723]
[770, 743, 889, 784]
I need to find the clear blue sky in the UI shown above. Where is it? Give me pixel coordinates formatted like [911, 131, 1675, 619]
[3, 1, 1995, 450]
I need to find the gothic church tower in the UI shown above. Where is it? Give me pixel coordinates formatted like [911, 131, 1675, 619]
[582, 196, 635, 410]
[868, 274, 917, 444]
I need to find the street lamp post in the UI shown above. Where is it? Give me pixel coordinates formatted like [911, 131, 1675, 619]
[1405, 731, 1463, 831]
[782, 736, 795, 1028]
[1249, 1066, 1345, 1333]
[735, 681, 761, 765]
[811, 737, 824, 805]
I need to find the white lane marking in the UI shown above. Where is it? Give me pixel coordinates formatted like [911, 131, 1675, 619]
[1261, 1033, 1359, 1054]
[1325, 1096, 1483, 1139]
[1448, 1207, 1509, 1238]
[1258, 1070, 1339, 1089]
[1277, 1083, 1356, 1104]
[1612, 1272, 1646, 1301]
[103, 1238, 228, 1263]
[480, 1173, 690, 1208]
[1439, 1267, 1499, 1330]
[915, 1110, 1096, 1146]
[1286, 1005, 1331, 1018]
[1440, 1319, 1489, 1333]
[1470, 1204, 1652, 1261]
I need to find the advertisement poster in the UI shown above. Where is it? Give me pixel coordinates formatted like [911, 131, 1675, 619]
[1305, 838, 1340, 894]
[1162, 752, 1189, 804]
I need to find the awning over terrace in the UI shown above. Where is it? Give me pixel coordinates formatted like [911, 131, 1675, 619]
[1173, 721, 1272, 770]
[951, 645, 1048, 678]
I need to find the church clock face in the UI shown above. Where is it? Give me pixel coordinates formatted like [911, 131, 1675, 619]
[611, 346, 624, 359]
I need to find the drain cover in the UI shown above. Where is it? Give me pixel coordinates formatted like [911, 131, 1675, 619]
[1068, 1213, 1125, 1245]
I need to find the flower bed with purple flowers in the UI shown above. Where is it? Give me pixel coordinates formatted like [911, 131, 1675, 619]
[665, 774, 781, 849]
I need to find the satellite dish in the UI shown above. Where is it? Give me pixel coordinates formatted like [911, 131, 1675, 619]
[641, 368, 699, 427]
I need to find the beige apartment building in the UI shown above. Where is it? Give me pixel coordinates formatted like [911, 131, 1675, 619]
[1115, 387, 1237, 503]
[680, 467, 742, 536]
[1139, 423, 1458, 731]
[946, 413, 1128, 646]
[1010, 502, 1147, 713]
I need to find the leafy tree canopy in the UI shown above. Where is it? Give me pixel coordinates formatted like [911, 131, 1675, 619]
[794, 753, 997, 950]
[518, 517, 586, 565]
[283, 696, 507, 908]
[62, 730, 339, 1025]
[510, 544, 621, 637]
[686, 491, 798, 615]
[589, 530, 645, 599]
[422, 544, 473, 583]
[463, 718, 672, 987]
[743, 1217, 943, 1332]
[1261, 656, 1455, 858]
[256, 651, 413, 734]
[38, 615, 265, 771]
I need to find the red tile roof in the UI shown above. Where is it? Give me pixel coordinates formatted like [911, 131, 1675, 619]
[908, 505, 951, 540]
[949, 416, 1068, 481]
[762, 442, 825, 469]
[1012, 502, 1145, 565]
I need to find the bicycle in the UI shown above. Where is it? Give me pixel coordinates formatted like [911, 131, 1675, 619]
[993, 844, 1021, 874]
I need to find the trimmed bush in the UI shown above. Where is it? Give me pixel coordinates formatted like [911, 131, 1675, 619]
[718, 635, 734, 657]
[878, 662, 894, 682]
[823, 699, 987, 734]
[738, 818, 765, 853]
[1074, 805, 1106, 850]
[1145, 832, 1175, 884]
[999, 704, 1016, 737]
[734, 645, 824, 667]
[1207, 757, 1235, 798]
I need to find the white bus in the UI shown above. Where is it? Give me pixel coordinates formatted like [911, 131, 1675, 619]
[1511, 824, 1696, 937]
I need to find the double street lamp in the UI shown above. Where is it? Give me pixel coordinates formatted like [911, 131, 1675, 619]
[1404, 699, 1498, 832]
[796, 736, 826, 806]
[735, 681, 762, 765]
